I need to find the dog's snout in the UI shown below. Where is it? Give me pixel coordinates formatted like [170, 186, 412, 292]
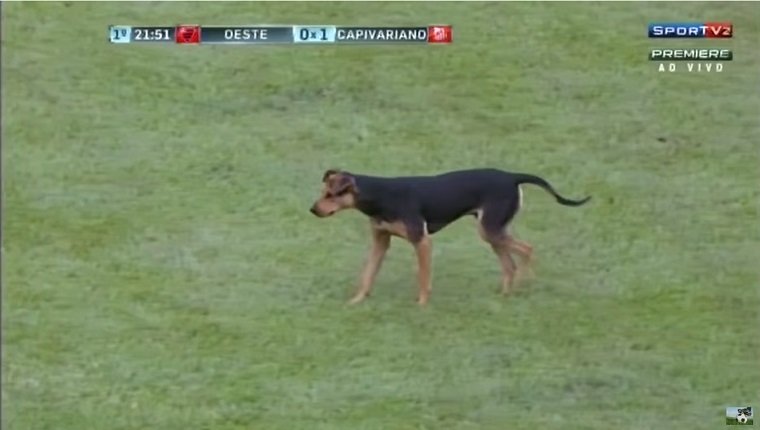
[309, 206, 317, 215]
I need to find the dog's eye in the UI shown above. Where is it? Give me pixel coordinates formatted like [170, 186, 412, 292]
[336, 189, 349, 196]
[324, 193, 333, 199]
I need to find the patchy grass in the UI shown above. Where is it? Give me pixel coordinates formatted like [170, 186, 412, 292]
[3, 2, 759, 429]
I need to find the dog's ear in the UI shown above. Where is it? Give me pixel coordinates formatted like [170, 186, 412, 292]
[322, 169, 340, 182]
[335, 174, 358, 194]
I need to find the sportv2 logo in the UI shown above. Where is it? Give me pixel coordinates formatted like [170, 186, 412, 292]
[648, 22, 733, 38]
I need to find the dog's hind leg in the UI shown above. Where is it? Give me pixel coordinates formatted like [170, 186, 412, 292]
[413, 234, 433, 305]
[505, 186, 533, 279]
[482, 231, 518, 295]
[507, 234, 534, 281]
[477, 199, 520, 295]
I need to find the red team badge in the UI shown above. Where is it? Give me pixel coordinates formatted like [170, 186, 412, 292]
[176, 25, 201, 44]
[428, 25, 452, 43]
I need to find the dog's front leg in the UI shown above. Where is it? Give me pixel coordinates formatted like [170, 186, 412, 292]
[348, 228, 391, 304]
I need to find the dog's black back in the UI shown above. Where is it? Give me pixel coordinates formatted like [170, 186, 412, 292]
[351, 168, 589, 235]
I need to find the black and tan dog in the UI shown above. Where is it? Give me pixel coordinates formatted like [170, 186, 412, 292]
[310, 168, 590, 305]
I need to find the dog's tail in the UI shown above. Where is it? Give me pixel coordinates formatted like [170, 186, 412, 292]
[513, 173, 591, 207]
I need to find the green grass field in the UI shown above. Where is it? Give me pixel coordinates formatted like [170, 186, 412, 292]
[3, 2, 759, 429]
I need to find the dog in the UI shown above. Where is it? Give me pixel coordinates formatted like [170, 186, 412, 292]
[310, 168, 590, 305]
[737, 407, 752, 424]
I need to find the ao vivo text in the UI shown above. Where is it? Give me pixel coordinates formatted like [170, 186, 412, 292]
[648, 22, 732, 38]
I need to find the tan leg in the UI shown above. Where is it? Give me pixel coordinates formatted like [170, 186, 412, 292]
[490, 238, 517, 295]
[507, 237, 534, 280]
[413, 236, 433, 305]
[348, 229, 391, 304]
[478, 224, 518, 295]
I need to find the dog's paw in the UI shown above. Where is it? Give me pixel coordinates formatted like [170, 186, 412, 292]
[347, 294, 367, 305]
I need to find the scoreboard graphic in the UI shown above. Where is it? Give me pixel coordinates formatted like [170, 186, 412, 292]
[109, 25, 453, 45]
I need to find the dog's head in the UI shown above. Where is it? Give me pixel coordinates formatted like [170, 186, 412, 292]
[309, 169, 359, 218]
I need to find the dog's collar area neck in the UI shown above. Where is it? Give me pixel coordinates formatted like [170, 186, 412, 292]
[355, 198, 382, 217]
